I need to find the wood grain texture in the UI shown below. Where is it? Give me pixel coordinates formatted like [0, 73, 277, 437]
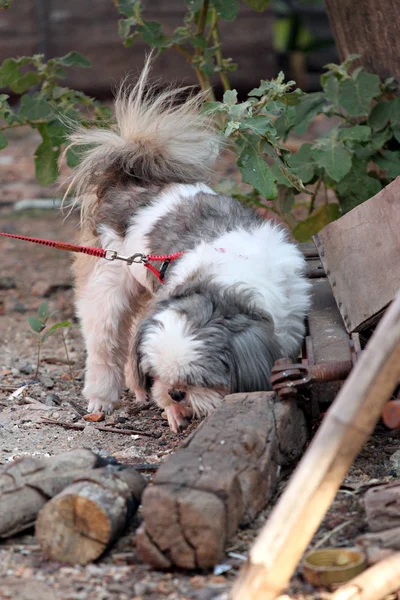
[325, 0, 400, 88]
[314, 177, 400, 333]
[0, 449, 100, 538]
[137, 392, 308, 570]
[36, 466, 146, 565]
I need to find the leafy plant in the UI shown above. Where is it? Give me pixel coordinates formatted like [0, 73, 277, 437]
[1, 1, 399, 241]
[0, 53, 112, 185]
[27, 302, 73, 380]
[206, 54, 400, 239]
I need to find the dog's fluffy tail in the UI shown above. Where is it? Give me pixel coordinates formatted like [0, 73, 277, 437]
[66, 54, 221, 221]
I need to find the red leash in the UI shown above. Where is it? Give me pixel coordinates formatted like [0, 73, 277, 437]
[0, 232, 183, 284]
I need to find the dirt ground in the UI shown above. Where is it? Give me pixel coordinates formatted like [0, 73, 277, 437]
[1, 127, 400, 600]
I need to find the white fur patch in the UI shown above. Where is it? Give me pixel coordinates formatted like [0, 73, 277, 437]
[164, 222, 311, 357]
[124, 183, 215, 289]
[140, 308, 202, 384]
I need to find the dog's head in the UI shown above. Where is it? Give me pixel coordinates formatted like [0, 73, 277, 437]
[133, 281, 281, 415]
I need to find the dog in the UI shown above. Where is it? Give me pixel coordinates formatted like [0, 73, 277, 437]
[68, 56, 311, 432]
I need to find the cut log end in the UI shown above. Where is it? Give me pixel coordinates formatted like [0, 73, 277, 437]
[36, 492, 110, 564]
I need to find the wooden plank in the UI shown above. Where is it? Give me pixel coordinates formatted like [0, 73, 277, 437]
[232, 289, 400, 600]
[137, 392, 308, 570]
[314, 177, 400, 333]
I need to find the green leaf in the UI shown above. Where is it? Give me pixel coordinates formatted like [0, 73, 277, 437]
[374, 150, 400, 179]
[138, 21, 166, 46]
[237, 140, 277, 199]
[370, 127, 392, 150]
[287, 143, 315, 183]
[10, 71, 41, 94]
[186, 0, 204, 10]
[119, 17, 136, 39]
[116, 0, 140, 16]
[28, 316, 45, 333]
[0, 0, 14, 9]
[294, 92, 325, 135]
[42, 321, 71, 341]
[0, 58, 21, 87]
[55, 52, 91, 68]
[312, 139, 352, 182]
[292, 204, 340, 242]
[243, 0, 270, 11]
[223, 89, 237, 106]
[242, 115, 274, 136]
[338, 72, 381, 116]
[337, 160, 382, 213]
[37, 302, 49, 320]
[275, 185, 294, 215]
[338, 125, 371, 143]
[392, 125, 400, 144]
[34, 123, 63, 185]
[368, 100, 392, 132]
[212, 0, 239, 21]
[19, 93, 52, 121]
[0, 131, 7, 149]
[390, 98, 400, 126]
[323, 75, 340, 107]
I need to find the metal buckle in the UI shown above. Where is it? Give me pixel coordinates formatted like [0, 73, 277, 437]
[104, 249, 146, 265]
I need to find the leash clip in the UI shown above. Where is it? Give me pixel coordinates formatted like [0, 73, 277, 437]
[104, 249, 146, 265]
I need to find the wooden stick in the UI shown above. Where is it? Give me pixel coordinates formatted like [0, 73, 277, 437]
[233, 291, 400, 600]
[41, 418, 156, 438]
[331, 553, 400, 600]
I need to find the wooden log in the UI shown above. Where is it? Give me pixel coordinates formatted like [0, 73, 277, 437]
[0, 449, 103, 537]
[136, 392, 308, 570]
[314, 178, 400, 333]
[364, 482, 400, 532]
[232, 289, 400, 600]
[357, 528, 400, 551]
[330, 553, 400, 600]
[35, 465, 146, 565]
[324, 0, 400, 87]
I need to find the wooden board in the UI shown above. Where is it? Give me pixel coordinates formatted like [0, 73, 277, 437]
[137, 392, 308, 570]
[313, 177, 400, 333]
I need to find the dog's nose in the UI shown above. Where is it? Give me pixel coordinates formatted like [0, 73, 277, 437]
[168, 389, 186, 402]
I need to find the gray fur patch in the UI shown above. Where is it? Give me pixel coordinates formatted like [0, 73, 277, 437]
[93, 185, 163, 237]
[133, 278, 284, 394]
[148, 191, 262, 256]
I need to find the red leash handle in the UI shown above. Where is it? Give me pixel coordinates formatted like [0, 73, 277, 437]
[0, 232, 107, 259]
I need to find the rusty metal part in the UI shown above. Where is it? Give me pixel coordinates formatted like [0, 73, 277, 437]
[270, 332, 362, 400]
[382, 400, 400, 430]
[271, 359, 353, 399]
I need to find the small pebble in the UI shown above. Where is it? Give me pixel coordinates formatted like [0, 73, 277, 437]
[40, 377, 54, 389]
[83, 412, 105, 422]
[19, 363, 34, 375]
[44, 393, 60, 407]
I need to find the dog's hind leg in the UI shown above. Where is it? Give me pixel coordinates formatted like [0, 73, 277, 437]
[125, 291, 152, 404]
[75, 248, 140, 414]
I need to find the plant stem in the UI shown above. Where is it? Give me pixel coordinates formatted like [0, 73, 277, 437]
[35, 338, 42, 380]
[62, 331, 75, 387]
[211, 8, 231, 92]
[308, 177, 322, 215]
[197, 0, 209, 38]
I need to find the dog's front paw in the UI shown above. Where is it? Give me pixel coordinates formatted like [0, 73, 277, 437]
[165, 403, 191, 433]
[87, 398, 116, 415]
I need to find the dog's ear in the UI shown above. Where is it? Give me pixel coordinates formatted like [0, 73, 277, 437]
[228, 315, 282, 393]
[131, 322, 153, 393]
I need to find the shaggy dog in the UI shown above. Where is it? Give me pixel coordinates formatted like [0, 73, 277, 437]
[68, 57, 311, 432]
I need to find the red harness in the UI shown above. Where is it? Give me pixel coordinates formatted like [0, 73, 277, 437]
[0, 232, 183, 284]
